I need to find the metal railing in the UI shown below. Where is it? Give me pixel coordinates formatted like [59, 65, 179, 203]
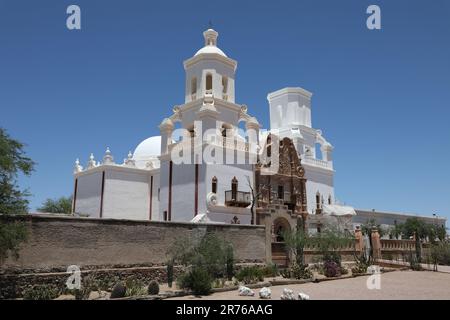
[225, 190, 251, 207]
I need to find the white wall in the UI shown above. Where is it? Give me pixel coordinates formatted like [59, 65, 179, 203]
[150, 172, 160, 221]
[102, 170, 150, 221]
[170, 163, 196, 222]
[74, 171, 102, 217]
[304, 165, 335, 214]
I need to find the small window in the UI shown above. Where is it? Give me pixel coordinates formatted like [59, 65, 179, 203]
[316, 192, 321, 210]
[278, 186, 284, 199]
[328, 195, 332, 205]
[188, 125, 196, 138]
[212, 176, 218, 194]
[163, 210, 168, 221]
[191, 77, 197, 94]
[206, 74, 213, 91]
[158, 188, 160, 201]
[231, 177, 238, 200]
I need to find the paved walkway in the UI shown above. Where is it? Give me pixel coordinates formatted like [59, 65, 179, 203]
[169, 270, 450, 300]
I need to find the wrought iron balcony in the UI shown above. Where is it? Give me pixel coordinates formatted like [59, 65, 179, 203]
[225, 190, 251, 207]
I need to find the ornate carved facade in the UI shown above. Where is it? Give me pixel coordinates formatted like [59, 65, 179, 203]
[255, 136, 308, 222]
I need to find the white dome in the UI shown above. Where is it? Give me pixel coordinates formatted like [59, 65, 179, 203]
[133, 136, 161, 169]
[195, 45, 227, 57]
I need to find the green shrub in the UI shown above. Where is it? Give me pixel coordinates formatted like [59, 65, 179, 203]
[225, 245, 234, 280]
[166, 261, 174, 288]
[70, 273, 100, 300]
[431, 242, 450, 266]
[167, 232, 235, 280]
[280, 263, 312, 280]
[177, 267, 212, 295]
[110, 282, 126, 299]
[125, 278, 147, 297]
[262, 263, 279, 277]
[23, 285, 59, 300]
[340, 266, 349, 275]
[212, 278, 225, 289]
[324, 260, 341, 277]
[147, 280, 160, 295]
[235, 266, 264, 284]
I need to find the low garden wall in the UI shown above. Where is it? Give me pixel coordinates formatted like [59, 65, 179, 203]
[0, 214, 267, 298]
[0, 214, 266, 272]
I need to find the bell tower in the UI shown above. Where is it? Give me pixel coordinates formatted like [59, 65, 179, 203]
[183, 28, 237, 104]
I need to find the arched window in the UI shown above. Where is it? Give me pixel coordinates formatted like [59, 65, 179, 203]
[278, 185, 284, 200]
[222, 76, 228, 95]
[221, 123, 232, 138]
[267, 135, 272, 158]
[328, 195, 332, 205]
[191, 77, 197, 100]
[231, 177, 238, 200]
[212, 176, 218, 194]
[206, 74, 213, 91]
[316, 192, 321, 210]
[187, 125, 196, 138]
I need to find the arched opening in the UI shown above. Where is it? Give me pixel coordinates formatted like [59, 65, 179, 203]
[231, 177, 238, 200]
[266, 135, 272, 158]
[206, 73, 213, 91]
[271, 217, 292, 267]
[315, 143, 322, 160]
[328, 195, 332, 205]
[187, 124, 196, 138]
[273, 217, 291, 243]
[222, 76, 228, 100]
[212, 176, 218, 194]
[191, 77, 197, 100]
[316, 192, 322, 214]
[277, 185, 284, 200]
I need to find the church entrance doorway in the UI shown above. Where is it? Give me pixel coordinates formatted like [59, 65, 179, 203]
[271, 217, 291, 267]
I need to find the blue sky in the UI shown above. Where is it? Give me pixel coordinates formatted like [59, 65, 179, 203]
[1, 0, 449, 220]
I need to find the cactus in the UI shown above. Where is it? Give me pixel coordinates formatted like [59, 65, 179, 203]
[147, 280, 160, 295]
[167, 260, 174, 288]
[110, 282, 126, 299]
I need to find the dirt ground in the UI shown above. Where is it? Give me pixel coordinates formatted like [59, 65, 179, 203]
[168, 270, 450, 300]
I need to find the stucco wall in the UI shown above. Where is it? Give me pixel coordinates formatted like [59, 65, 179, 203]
[74, 171, 102, 217]
[0, 215, 266, 271]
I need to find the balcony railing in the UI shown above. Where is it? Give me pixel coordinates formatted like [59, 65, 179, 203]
[303, 157, 333, 170]
[225, 190, 251, 207]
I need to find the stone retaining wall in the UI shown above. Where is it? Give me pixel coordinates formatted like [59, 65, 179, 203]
[0, 214, 266, 272]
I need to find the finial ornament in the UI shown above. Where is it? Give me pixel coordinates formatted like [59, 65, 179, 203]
[74, 158, 83, 174]
[124, 151, 136, 167]
[103, 147, 115, 165]
[87, 153, 96, 169]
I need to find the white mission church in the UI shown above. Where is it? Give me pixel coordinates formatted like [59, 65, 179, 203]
[71, 28, 446, 234]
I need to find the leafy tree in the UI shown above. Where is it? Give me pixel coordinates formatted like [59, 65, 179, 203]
[0, 221, 28, 264]
[0, 128, 34, 264]
[400, 218, 430, 241]
[282, 225, 308, 267]
[360, 219, 385, 238]
[0, 128, 35, 214]
[309, 225, 354, 265]
[38, 196, 73, 214]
